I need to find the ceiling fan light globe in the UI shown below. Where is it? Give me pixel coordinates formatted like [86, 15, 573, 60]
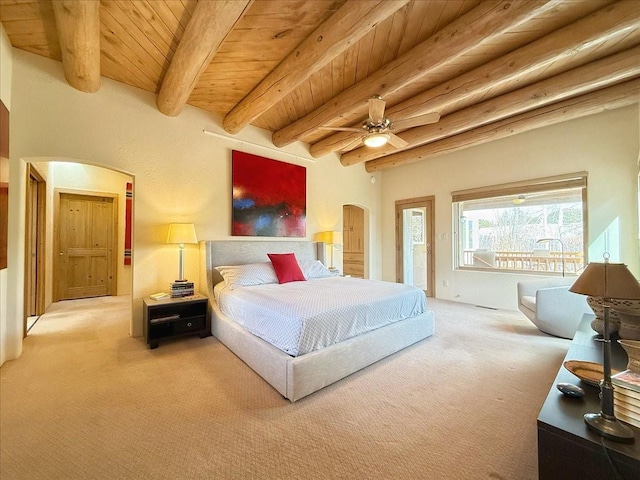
[363, 132, 390, 148]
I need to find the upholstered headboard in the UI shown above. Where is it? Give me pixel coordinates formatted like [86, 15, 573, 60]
[200, 240, 326, 296]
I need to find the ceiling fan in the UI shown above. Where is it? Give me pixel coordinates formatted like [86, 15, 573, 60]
[319, 95, 440, 149]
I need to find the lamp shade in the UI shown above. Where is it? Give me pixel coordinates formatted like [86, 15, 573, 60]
[166, 223, 198, 245]
[314, 231, 342, 245]
[569, 261, 640, 299]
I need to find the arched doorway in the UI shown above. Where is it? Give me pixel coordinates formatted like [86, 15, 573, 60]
[23, 158, 134, 335]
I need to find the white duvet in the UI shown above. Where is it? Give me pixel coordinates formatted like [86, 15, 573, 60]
[214, 276, 426, 356]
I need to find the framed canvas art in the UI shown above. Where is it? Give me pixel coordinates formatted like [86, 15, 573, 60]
[232, 150, 306, 237]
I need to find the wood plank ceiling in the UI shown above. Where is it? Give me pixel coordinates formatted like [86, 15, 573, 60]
[1, 0, 638, 172]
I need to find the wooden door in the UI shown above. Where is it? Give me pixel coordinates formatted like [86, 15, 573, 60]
[27, 177, 38, 314]
[343, 205, 365, 278]
[395, 196, 435, 297]
[55, 191, 117, 301]
[25, 166, 46, 321]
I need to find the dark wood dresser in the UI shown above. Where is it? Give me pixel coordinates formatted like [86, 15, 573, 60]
[537, 316, 640, 479]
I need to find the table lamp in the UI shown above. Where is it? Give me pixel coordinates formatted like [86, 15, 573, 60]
[166, 223, 198, 282]
[314, 231, 342, 271]
[569, 253, 640, 443]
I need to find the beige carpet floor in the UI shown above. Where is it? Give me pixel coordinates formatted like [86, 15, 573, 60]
[0, 295, 570, 480]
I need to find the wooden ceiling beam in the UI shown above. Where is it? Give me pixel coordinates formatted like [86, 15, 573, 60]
[314, 0, 640, 160]
[272, 0, 563, 148]
[156, 0, 253, 117]
[309, 130, 360, 158]
[51, 0, 100, 93]
[222, 0, 410, 135]
[365, 78, 640, 173]
[342, 46, 640, 166]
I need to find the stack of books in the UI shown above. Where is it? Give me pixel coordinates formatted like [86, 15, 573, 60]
[612, 369, 640, 428]
[170, 281, 194, 298]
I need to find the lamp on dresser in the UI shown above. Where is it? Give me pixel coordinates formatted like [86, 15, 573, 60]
[166, 223, 198, 282]
[569, 253, 640, 443]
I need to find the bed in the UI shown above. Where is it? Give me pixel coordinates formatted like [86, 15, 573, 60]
[200, 240, 435, 401]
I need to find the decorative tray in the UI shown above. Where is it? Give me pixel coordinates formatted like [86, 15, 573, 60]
[562, 360, 620, 387]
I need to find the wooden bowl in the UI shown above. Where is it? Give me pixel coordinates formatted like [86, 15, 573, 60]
[563, 360, 606, 387]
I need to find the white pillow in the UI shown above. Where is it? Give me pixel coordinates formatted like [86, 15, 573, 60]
[298, 258, 334, 279]
[215, 262, 278, 289]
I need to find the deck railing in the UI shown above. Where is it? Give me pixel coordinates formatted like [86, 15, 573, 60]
[463, 250, 583, 274]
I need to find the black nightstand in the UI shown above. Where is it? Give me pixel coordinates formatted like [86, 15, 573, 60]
[143, 294, 210, 349]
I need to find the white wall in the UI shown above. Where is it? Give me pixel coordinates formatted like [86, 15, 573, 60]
[6, 49, 382, 349]
[381, 104, 640, 311]
[0, 24, 15, 366]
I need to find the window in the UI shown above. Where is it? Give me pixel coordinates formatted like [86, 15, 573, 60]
[452, 173, 587, 275]
[411, 210, 424, 244]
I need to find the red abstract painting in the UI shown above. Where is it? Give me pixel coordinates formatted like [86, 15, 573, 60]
[0, 100, 8, 270]
[124, 182, 132, 265]
[232, 150, 306, 237]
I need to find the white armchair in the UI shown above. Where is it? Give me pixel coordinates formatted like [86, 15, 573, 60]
[517, 277, 592, 339]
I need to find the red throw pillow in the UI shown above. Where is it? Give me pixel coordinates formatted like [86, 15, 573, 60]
[268, 253, 306, 284]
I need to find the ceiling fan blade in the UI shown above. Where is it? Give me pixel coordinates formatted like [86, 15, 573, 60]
[387, 132, 409, 149]
[368, 96, 386, 124]
[341, 135, 366, 152]
[318, 126, 363, 132]
[391, 112, 440, 131]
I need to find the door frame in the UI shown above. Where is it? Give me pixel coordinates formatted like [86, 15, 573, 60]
[23, 164, 47, 336]
[395, 196, 435, 297]
[53, 188, 118, 302]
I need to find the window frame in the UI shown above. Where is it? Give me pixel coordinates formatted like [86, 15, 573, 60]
[452, 172, 588, 275]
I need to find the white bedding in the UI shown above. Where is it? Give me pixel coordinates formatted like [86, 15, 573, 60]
[214, 276, 427, 356]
